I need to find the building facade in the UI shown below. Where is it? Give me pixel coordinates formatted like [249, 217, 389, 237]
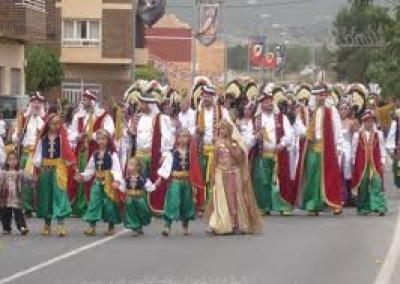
[55, 0, 148, 105]
[0, 0, 47, 96]
[145, 14, 226, 91]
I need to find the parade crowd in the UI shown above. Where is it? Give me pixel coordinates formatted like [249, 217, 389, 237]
[0, 76, 398, 238]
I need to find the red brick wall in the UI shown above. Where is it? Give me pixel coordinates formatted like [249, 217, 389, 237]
[145, 27, 192, 62]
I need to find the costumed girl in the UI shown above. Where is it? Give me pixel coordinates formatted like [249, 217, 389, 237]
[156, 128, 204, 237]
[32, 113, 77, 237]
[203, 119, 263, 235]
[75, 129, 124, 236]
[351, 110, 387, 216]
[123, 157, 152, 237]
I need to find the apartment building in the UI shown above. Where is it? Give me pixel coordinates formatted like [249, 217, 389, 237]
[0, 0, 47, 95]
[56, 0, 148, 105]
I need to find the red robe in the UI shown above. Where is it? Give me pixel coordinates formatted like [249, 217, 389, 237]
[275, 113, 294, 206]
[70, 112, 108, 203]
[351, 131, 384, 193]
[293, 106, 308, 204]
[320, 108, 343, 208]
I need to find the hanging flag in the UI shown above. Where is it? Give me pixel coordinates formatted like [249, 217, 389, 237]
[264, 52, 276, 69]
[249, 36, 266, 68]
[196, 1, 221, 46]
[137, 0, 166, 27]
[274, 44, 285, 71]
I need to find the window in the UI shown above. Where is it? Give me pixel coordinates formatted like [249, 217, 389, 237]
[62, 20, 101, 47]
[62, 82, 102, 105]
[10, 69, 21, 95]
[14, 0, 46, 13]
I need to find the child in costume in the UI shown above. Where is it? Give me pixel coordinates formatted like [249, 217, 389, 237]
[32, 114, 77, 237]
[123, 157, 152, 237]
[0, 151, 29, 235]
[204, 119, 263, 235]
[351, 110, 387, 216]
[76, 129, 124, 236]
[156, 128, 204, 237]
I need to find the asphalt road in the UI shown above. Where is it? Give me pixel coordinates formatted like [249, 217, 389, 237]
[0, 169, 399, 284]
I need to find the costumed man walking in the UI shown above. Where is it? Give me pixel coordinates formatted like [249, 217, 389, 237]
[386, 108, 400, 188]
[300, 83, 344, 216]
[69, 89, 115, 217]
[252, 88, 296, 216]
[10, 92, 46, 217]
[195, 84, 232, 205]
[129, 90, 174, 214]
[352, 110, 387, 216]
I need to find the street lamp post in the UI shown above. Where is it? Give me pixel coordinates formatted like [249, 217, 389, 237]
[131, 0, 137, 83]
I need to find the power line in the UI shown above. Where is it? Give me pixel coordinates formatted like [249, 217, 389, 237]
[168, 0, 315, 9]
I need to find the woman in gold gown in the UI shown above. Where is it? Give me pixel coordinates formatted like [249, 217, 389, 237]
[204, 119, 263, 235]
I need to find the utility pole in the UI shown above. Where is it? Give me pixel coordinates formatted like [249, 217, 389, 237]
[191, 0, 198, 83]
[131, 0, 137, 83]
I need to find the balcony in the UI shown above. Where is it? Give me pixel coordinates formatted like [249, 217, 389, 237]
[0, 1, 46, 42]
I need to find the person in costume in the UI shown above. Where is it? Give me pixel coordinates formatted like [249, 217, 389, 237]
[129, 90, 174, 214]
[351, 110, 387, 216]
[195, 84, 232, 204]
[386, 108, 400, 188]
[0, 151, 30, 235]
[123, 157, 152, 237]
[300, 83, 344, 216]
[338, 100, 359, 205]
[32, 114, 77, 237]
[155, 128, 204, 237]
[75, 129, 124, 236]
[203, 119, 263, 235]
[178, 96, 196, 136]
[10, 92, 46, 217]
[251, 89, 296, 216]
[236, 101, 256, 152]
[69, 89, 115, 217]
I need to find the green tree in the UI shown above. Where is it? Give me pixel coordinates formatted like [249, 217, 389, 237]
[227, 45, 248, 71]
[283, 44, 312, 73]
[25, 45, 64, 95]
[366, 3, 400, 97]
[135, 64, 163, 81]
[333, 3, 392, 83]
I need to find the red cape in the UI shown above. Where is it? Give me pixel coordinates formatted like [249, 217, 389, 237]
[351, 131, 384, 192]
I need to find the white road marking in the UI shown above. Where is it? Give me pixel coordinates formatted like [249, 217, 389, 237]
[0, 229, 129, 284]
[374, 202, 400, 284]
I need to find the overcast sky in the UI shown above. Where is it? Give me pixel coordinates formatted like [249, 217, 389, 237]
[166, 0, 391, 44]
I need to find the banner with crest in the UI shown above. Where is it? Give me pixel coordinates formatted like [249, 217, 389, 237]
[249, 36, 266, 68]
[196, 1, 221, 46]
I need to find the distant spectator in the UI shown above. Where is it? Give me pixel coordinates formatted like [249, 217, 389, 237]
[0, 113, 6, 139]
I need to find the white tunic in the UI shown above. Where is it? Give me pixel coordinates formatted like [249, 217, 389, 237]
[0, 137, 5, 166]
[237, 119, 255, 151]
[80, 152, 124, 187]
[202, 107, 232, 145]
[260, 112, 293, 150]
[69, 108, 115, 146]
[136, 113, 174, 154]
[289, 116, 307, 180]
[386, 119, 398, 154]
[178, 108, 196, 135]
[341, 122, 353, 180]
[12, 115, 44, 147]
[314, 106, 344, 154]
